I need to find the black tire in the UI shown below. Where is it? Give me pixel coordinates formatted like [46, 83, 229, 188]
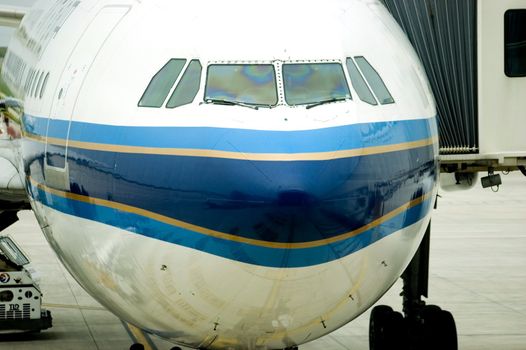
[390, 311, 407, 349]
[422, 306, 458, 350]
[370, 305, 406, 350]
[130, 344, 145, 350]
[438, 310, 457, 350]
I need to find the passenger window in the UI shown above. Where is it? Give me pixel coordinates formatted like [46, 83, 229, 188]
[505, 10, 526, 77]
[354, 56, 394, 104]
[24, 69, 33, 94]
[166, 60, 202, 108]
[138, 58, 186, 107]
[346, 58, 377, 105]
[29, 70, 36, 95]
[35, 72, 45, 99]
[33, 72, 44, 98]
[32, 71, 42, 98]
[40, 72, 50, 99]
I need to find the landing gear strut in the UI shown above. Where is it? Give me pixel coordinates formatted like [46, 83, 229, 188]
[369, 222, 457, 350]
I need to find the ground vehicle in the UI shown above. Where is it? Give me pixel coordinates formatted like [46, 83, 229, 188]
[0, 236, 51, 332]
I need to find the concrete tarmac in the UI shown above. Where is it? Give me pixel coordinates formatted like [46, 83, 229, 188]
[1, 172, 525, 350]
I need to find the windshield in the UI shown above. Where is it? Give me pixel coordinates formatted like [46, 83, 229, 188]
[204, 64, 278, 106]
[282, 63, 351, 106]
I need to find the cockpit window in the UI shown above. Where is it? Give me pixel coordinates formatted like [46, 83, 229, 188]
[167, 59, 202, 108]
[139, 58, 186, 108]
[346, 58, 378, 105]
[204, 64, 278, 106]
[354, 56, 394, 105]
[282, 63, 351, 106]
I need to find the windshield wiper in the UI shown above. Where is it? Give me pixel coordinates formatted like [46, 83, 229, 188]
[204, 99, 259, 110]
[305, 97, 349, 110]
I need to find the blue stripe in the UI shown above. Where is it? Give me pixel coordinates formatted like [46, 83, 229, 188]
[22, 114, 437, 153]
[24, 139, 437, 244]
[22, 115, 438, 267]
[30, 181, 433, 268]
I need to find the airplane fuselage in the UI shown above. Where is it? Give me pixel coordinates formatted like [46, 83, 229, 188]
[1, 0, 438, 348]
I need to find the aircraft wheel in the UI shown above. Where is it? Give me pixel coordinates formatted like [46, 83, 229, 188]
[130, 343, 145, 350]
[422, 305, 458, 350]
[369, 305, 405, 350]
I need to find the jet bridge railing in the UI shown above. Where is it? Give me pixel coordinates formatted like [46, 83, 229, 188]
[383, 0, 478, 155]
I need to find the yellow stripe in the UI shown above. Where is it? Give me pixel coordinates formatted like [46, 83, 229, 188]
[126, 323, 154, 350]
[29, 177, 433, 250]
[42, 303, 106, 311]
[23, 131, 437, 161]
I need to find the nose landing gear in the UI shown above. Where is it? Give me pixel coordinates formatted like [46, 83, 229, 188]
[369, 223, 458, 350]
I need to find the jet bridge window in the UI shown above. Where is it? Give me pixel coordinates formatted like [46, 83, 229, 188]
[282, 63, 351, 107]
[138, 58, 186, 107]
[353, 56, 394, 105]
[205, 64, 278, 107]
[505, 10, 526, 77]
[167, 60, 202, 108]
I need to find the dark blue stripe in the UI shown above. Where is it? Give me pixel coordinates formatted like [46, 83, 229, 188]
[22, 114, 437, 153]
[24, 138, 437, 244]
[29, 180, 433, 268]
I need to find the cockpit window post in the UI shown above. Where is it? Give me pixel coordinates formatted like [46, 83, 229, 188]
[273, 60, 286, 106]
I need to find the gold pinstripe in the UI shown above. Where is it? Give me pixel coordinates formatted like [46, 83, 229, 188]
[23, 130, 437, 161]
[125, 323, 154, 350]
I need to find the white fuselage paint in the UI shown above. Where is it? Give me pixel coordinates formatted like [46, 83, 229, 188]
[36, 203, 431, 349]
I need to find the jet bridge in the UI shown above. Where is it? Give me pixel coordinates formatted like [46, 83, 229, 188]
[383, 0, 526, 177]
